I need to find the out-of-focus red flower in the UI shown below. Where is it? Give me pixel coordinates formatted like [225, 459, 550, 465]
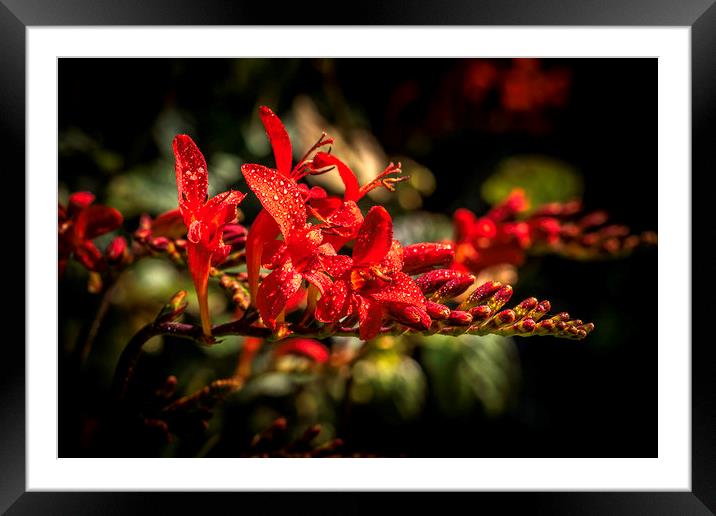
[501, 58, 571, 113]
[104, 235, 128, 265]
[274, 338, 330, 364]
[315, 206, 430, 341]
[452, 187, 650, 275]
[58, 191, 123, 274]
[172, 134, 246, 337]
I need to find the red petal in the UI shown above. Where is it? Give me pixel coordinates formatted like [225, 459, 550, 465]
[259, 106, 292, 177]
[261, 240, 289, 269]
[319, 200, 364, 252]
[312, 152, 361, 202]
[75, 241, 104, 271]
[353, 206, 393, 265]
[281, 227, 325, 274]
[309, 196, 344, 218]
[319, 253, 353, 278]
[355, 295, 384, 341]
[274, 339, 329, 363]
[200, 190, 245, 225]
[210, 240, 232, 266]
[245, 209, 280, 302]
[151, 208, 186, 239]
[285, 287, 307, 313]
[315, 279, 352, 323]
[379, 240, 404, 274]
[76, 205, 123, 240]
[368, 272, 426, 309]
[68, 192, 95, 216]
[256, 261, 303, 329]
[241, 163, 306, 238]
[302, 270, 333, 296]
[173, 135, 209, 214]
[325, 200, 364, 237]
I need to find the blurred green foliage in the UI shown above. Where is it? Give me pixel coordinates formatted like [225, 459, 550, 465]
[481, 155, 583, 212]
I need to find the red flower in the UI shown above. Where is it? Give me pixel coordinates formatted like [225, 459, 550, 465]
[241, 163, 337, 329]
[315, 206, 430, 341]
[245, 106, 405, 304]
[58, 191, 123, 274]
[173, 134, 246, 337]
[245, 107, 360, 302]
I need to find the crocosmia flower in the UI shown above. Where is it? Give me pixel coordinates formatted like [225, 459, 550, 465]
[58, 191, 123, 274]
[245, 106, 404, 304]
[173, 134, 246, 337]
[315, 206, 431, 341]
[241, 163, 336, 329]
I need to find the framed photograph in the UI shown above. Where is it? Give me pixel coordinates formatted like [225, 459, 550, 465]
[5, 0, 712, 513]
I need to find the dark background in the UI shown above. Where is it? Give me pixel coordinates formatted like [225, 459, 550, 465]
[58, 58, 656, 457]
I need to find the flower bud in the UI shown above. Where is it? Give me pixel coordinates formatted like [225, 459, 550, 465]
[488, 309, 515, 328]
[514, 318, 536, 333]
[156, 290, 189, 322]
[425, 301, 450, 320]
[402, 242, 455, 274]
[389, 305, 431, 331]
[527, 300, 550, 322]
[514, 297, 538, 319]
[222, 223, 248, 250]
[487, 285, 513, 313]
[415, 269, 467, 295]
[148, 237, 170, 252]
[463, 280, 502, 308]
[447, 310, 473, 326]
[105, 235, 128, 265]
[469, 305, 492, 320]
[432, 274, 475, 303]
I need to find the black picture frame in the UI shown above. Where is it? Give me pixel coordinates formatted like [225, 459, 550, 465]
[4, 1, 713, 514]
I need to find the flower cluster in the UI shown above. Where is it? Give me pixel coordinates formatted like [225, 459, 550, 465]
[59, 106, 613, 344]
[452, 188, 657, 276]
[58, 191, 125, 275]
[232, 107, 593, 341]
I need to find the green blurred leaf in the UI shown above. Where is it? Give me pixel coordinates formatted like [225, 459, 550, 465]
[481, 155, 583, 213]
[421, 333, 520, 418]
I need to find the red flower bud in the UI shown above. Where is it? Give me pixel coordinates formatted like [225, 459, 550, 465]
[514, 297, 538, 318]
[105, 235, 128, 264]
[432, 274, 475, 303]
[150, 237, 171, 251]
[464, 280, 502, 307]
[389, 305, 431, 331]
[469, 305, 492, 320]
[488, 286, 514, 312]
[425, 301, 451, 320]
[493, 309, 516, 326]
[222, 223, 248, 249]
[515, 318, 536, 333]
[401, 242, 455, 274]
[415, 269, 470, 295]
[447, 310, 473, 326]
